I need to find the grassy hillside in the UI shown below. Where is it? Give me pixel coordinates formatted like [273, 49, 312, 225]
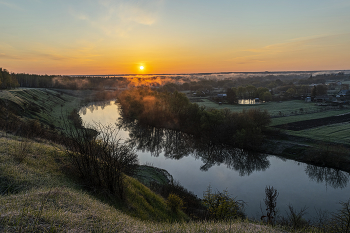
[0, 131, 188, 231]
[0, 131, 292, 232]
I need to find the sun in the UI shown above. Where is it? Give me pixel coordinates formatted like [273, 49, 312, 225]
[139, 66, 144, 70]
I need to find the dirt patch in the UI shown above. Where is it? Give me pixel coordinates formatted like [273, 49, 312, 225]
[274, 113, 350, 131]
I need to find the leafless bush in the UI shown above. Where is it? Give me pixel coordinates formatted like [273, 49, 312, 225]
[62, 122, 138, 200]
[261, 186, 279, 224]
[328, 199, 350, 232]
[278, 205, 309, 230]
[13, 137, 33, 163]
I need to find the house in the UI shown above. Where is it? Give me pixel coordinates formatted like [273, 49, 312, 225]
[314, 95, 330, 102]
[338, 90, 350, 96]
[217, 94, 227, 98]
[305, 97, 312, 102]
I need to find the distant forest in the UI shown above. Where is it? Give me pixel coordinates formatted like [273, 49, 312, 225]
[0, 68, 126, 90]
[1, 68, 349, 94]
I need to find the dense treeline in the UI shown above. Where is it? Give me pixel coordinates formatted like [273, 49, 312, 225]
[0, 68, 19, 89]
[0, 67, 129, 90]
[118, 88, 271, 149]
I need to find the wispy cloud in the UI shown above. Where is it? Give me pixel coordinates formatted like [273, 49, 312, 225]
[244, 33, 349, 55]
[70, 0, 163, 36]
[0, 52, 72, 61]
[0, 53, 24, 60]
[0, 1, 23, 11]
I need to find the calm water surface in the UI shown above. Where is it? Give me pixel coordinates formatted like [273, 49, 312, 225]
[80, 100, 350, 219]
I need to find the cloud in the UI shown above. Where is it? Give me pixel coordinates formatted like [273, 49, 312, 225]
[0, 50, 73, 61]
[0, 53, 24, 60]
[70, 0, 163, 36]
[0, 1, 23, 11]
[244, 34, 349, 55]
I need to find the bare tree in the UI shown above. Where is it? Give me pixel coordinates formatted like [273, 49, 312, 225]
[261, 186, 279, 224]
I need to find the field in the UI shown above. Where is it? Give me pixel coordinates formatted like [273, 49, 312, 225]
[195, 99, 327, 116]
[287, 122, 350, 144]
[193, 97, 350, 145]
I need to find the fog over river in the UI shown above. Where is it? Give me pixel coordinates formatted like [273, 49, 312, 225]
[80, 100, 350, 220]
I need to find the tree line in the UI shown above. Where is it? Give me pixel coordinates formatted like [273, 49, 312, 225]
[0, 68, 19, 89]
[118, 87, 271, 149]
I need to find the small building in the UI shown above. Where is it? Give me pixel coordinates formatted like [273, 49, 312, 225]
[338, 90, 350, 96]
[314, 95, 330, 102]
[217, 94, 227, 98]
[305, 97, 312, 102]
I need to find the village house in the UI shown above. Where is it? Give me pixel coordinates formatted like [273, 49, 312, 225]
[314, 95, 330, 102]
[337, 90, 350, 96]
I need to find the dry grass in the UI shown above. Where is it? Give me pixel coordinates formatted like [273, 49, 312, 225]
[0, 132, 322, 232]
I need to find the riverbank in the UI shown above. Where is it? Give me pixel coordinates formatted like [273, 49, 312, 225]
[261, 136, 350, 173]
[0, 131, 293, 232]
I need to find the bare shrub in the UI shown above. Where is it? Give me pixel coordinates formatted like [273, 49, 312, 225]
[261, 186, 279, 224]
[279, 205, 309, 230]
[63, 122, 138, 200]
[328, 199, 350, 232]
[13, 137, 33, 163]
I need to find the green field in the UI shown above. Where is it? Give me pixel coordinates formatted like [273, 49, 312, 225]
[196, 98, 328, 116]
[270, 109, 350, 126]
[287, 122, 350, 145]
[194, 98, 350, 145]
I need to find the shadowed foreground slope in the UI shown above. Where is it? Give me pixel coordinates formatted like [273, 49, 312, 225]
[0, 131, 287, 232]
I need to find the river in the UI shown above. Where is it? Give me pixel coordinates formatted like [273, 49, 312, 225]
[79, 100, 350, 220]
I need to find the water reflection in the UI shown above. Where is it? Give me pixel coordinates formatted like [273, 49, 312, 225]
[238, 99, 259, 105]
[80, 100, 350, 218]
[118, 118, 270, 176]
[306, 165, 350, 189]
[118, 117, 350, 186]
[80, 101, 115, 115]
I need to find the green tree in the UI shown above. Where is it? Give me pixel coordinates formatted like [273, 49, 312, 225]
[237, 86, 246, 99]
[0, 69, 3, 87]
[316, 84, 328, 96]
[246, 85, 257, 99]
[286, 88, 296, 97]
[226, 87, 237, 104]
[311, 85, 317, 96]
[256, 87, 269, 99]
[261, 91, 272, 102]
[167, 193, 184, 213]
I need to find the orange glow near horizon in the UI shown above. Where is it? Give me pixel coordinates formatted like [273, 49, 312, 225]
[0, 1, 349, 75]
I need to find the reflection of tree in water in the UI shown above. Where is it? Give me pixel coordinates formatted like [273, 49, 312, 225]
[80, 101, 113, 115]
[305, 165, 349, 189]
[193, 141, 270, 176]
[118, 119, 270, 175]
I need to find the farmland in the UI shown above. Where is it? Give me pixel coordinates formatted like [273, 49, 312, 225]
[192, 97, 350, 145]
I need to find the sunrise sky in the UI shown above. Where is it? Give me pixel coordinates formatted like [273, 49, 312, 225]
[0, 0, 349, 75]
